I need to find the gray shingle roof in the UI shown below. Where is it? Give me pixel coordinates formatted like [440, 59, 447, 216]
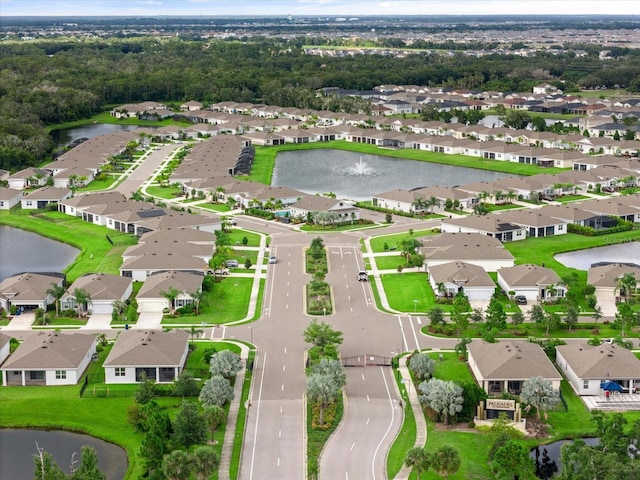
[498, 264, 561, 287]
[103, 329, 189, 367]
[556, 343, 640, 379]
[1, 331, 96, 370]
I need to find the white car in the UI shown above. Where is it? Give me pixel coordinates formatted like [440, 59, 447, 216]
[269, 256, 277, 264]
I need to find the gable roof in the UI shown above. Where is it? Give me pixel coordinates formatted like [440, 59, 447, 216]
[103, 329, 189, 367]
[427, 261, 494, 288]
[63, 273, 132, 301]
[556, 343, 640, 379]
[136, 271, 204, 299]
[587, 264, 640, 288]
[1, 331, 95, 370]
[420, 233, 514, 262]
[468, 339, 561, 380]
[0, 272, 64, 303]
[498, 264, 561, 287]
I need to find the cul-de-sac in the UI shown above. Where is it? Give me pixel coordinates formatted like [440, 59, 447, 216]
[1, 4, 640, 480]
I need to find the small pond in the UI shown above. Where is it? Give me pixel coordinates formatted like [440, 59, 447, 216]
[50, 123, 148, 148]
[530, 438, 599, 479]
[272, 149, 514, 201]
[0, 429, 127, 480]
[0, 226, 79, 282]
[554, 242, 640, 270]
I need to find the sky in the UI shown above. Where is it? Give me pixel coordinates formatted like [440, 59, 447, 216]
[1, 0, 639, 17]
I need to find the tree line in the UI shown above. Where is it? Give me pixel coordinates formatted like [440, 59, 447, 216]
[2, 35, 639, 172]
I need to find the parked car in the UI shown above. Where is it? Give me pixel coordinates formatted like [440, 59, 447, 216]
[515, 295, 527, 305]
[269, 256, 277, 264]
[358, 271, 369, 281]
[225, 259, 239, 268]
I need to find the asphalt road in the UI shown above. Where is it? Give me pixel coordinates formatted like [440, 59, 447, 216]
[115, 143, 181, 196]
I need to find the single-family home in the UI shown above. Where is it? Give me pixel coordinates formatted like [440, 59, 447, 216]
[0, 272, 65, 313]
[0, 187, 23, 210]
[420, 233, 515, 272]
[556, 343, 640, 396]
[498, 210, 568, 238]
[1, 331, 97, 386]
[287, 196, 360, 224]
[60, 273, 133, 315]
[497, 264, 565, 303]
[20, 187, 72, 210]
[587, 264, 640, 303]
[372, 189, 421, 213]
[468, 339, 562, 396]
[439, 215, 527, 242]
[427, 261, 495, 301]
[103, 329, 190, 384]
[136, 271, 204, 314]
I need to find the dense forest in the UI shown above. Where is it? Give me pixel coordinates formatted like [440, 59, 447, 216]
[1, 36, 640, 172]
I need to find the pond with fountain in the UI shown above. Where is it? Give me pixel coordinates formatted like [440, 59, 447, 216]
[272, 149, 515, 201]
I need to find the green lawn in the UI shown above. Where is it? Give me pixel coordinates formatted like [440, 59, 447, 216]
[299, 222, 380, 232]
[387, 363, 417, 479]
[228, 230, 262, 248]
[554, 194, 590, 203]
[380, 272, 448, 314]
[375, 255, 421, 271]
[76, 174, 122, 192]
[145, 185, 182, 199]
[369, 229, 439, 253]
[0, 210, 135, 282]
[199, 203, 232, 212]
[227, 249, 259, 268]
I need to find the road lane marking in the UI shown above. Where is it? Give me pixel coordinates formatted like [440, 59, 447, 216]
[277, 457, 280, 467]
[279, 430, 281, 439]
[284, 348, 287, 354]
[361, 374, 365, 381]
[416, 316, 422, 325]
[371, 367, 397, 480]
[222, 327, 226, 339]
[350, 442, 356, 451]
[280, 406, 283, 413]
[398, 316, 408, 352]
[249, 352, 267, 480]
[283, 365, 286, 372]
[366, 418, 370, 425]
[281, 384, 284, 391]
[367, 394, 370, 402]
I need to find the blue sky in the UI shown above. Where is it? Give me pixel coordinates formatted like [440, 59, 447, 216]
[1, 0, 639, 17]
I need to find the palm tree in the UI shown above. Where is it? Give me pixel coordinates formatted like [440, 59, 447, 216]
[617, 272, 637, 302]
[404, 447, 430, 478]
[46, 282, 66, 317]
[188, 325, 204, 346]
[427, 195, 440, 214]
[520, 376, 560, 420]
[492, 189, 505, 205]
[436, 282, 447, 298]
[159, 287, 180, 314]
[431, 445, 461, 479]
[73, 288, 92, 317]
[412, 197, 428, 215]
[190, 289, 205, 315]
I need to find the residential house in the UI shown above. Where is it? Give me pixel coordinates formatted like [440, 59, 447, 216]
[1, 331, 96, 386]
[0, 272, 64, 313]
[427, 261, 495, 301]
[556, 343, 640, 396]
[58, 191, 128, 217]
[539, 204, 617, 230]
[498, 210, 568, 238]
[439, 215, 527, 242]
[180, 100, 203, 111]
[587, 264, 640, 303]
[20, 187, 72, 210]
[372, 189, 421, 213]
[103, 329, 189, 384]
[468, 340, 562, 396]
[287, 196, 360, 224]
[497, 264, 565, 303]
[60, 273, 133, 315]
[0, 187, 23, 210]
[135, 271, 204, 314]
[7, 167, 52, 190]
[420, 233, 515, 272]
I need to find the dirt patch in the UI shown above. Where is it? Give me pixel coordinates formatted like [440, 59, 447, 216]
[434, 423, 479, 433]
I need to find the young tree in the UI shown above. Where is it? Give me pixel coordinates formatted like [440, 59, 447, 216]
[428, 307, 445, 326]
[615, 302, 636, 337]
[172, 371, 200, 398]
[33, 443, 68, 480]
[111, 299, 127, 322]
[404, 447, 431, 478]
[190, 289, 205, 316]
[139, 432, 166, 475]
[542, 311, 561, 335]
[46, 282, 66, 317]
[306, 371, 344, 427]
[485, 298, 507, 331]
[159, 286, 180, 314]
[188, 325, 204, 345]
[191, 446, 220, 480]
[199, 375, 234, 407]
[135, 371, 156, 404]
[418, 379, 464, 426]
[520, 376, 560, 420]
[73, 288, 92, 317]
[303, 319, 343, 350]
[409, 352, 436, 382]
[511, 311, 525, 327]
[172, 400, 207, 448]
[469, 308, 484, 323]
[529, 303, 546, 325]
[204, 405, 226, 442]
[209, 349, 243, 379]
[431, 445, 461, 479]
[70, 446, 106, 480]
[564, 302, 579, 331]
[162, 450, 192, 480]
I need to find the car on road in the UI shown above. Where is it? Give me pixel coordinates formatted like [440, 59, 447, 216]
[358, 271, 369, 281]
[269, 256, 277, 264]
[515, 295, 527, 305]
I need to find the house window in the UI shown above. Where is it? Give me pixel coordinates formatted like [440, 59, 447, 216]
[26, 201, 33, 206]
[29, 371, 44, 380]
[115, 367, 126, 377]
[583, 380, 589, 389]
[56, 370, 67, 380]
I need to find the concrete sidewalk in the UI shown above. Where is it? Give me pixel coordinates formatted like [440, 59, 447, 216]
[394, 354, 428, 480]
[218, 341, 252, 480]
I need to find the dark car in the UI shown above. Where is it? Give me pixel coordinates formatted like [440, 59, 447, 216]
[515, 295, 527, 305]
[358, 271, 369, 281]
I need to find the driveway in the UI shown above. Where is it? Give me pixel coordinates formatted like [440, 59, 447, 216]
[133, 312, 163, 329]
[82, 313, 112, 329]
[3, 312, 35, 330]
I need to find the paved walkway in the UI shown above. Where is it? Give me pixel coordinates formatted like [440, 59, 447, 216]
[394, 354, 428, 480]
[218, 341, 252, 480]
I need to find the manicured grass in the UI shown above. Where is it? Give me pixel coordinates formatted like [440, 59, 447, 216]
[228, 230, 262, 248]
[387, 364, 416, 478]
[227, 249, 260, 269]
[375, 255, 422, 271]
[41, 316, 87, 326]
[369, 229, 439, 253]
[199, 203, 232, 212]
[307, 396, 344, 480]
[554, 194, 590, 203]
[230, 349, 255, 479]
[380, 272, 449, 314]
[429, 352, 475, 383]
[76, 174, 122, 192]
[0, 210, 135, 282]
[145, 185, 182, 199]
[299, 222, 380, 232]
[484, 203, 524, 212]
